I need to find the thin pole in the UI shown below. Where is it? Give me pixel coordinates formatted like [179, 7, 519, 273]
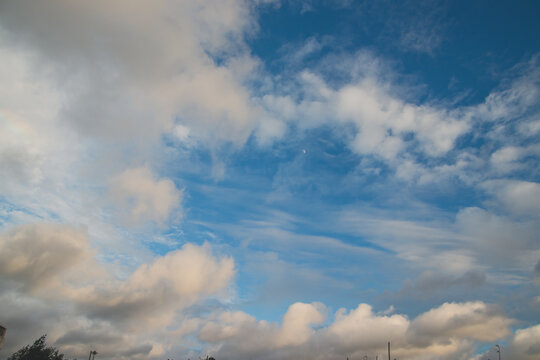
[388, 342, 391, 360]
[495, 344, 501, 360]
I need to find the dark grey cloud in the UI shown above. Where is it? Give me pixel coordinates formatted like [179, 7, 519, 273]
[0, 223, 92, 292]
[56, 330, 122, 347]
[398, 270, 486, 298]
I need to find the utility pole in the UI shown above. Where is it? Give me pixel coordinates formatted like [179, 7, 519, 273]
[88, 350, 97, 360]
[495, 344, 501, 360]
[388, 342, 391, 360]
[0, 325, 6, 351]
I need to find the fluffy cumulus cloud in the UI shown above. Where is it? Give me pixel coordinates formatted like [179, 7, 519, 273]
[193, 301, 514, 360]
[481, 180, 540, 216]
[109, 166, 183, 226]
[199, 302, 326, 351]
[335, 78, 467, 159]
[507, 324, 540, 360]
[0, 223, 100, 292]
[68, 243, 235, 330]
[4, 293, 511, 359]
[0, 223, 234, 358]
[326, 303, 409, 354]
[408, 302, 512, 344]
[261, 60, 470, 164]
[455, 207, 540, 273]
[0, 0, 261, 145]
[477, 324, 540, 360]
[276, 302, 326, 346]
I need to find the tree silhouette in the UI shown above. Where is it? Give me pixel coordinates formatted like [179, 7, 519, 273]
[7, 335, 64, 360]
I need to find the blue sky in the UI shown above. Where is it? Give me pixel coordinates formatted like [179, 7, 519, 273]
[1, 1, 539, 360]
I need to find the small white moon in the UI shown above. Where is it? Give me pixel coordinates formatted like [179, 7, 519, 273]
[302, 149, 307, 154]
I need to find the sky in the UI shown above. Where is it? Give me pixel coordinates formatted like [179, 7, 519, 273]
[0, 1, 539, 359]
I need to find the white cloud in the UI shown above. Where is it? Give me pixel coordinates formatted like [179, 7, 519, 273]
[0, 223, 235, 358]
[255, 115, 288, 146]
[275, 51, 540, 185]
[0, 223, 100, 292]
[491, 146, 522, 163]
[489, 143, 540, 176]
[109, 166, 183, 226]
[337, 209, 478, 275]
[196, 300, 516, 360]
[172, 124, 194, 147]
[0, 112, 43, 191]
[276, 302, 326, 346]
[256, 49, 492, 171]
[199, 311, 264, 343]
[337, 202, 540, 279]
[67, 243, 235, 329]
[0, 0, 262, 145]
[455, 206, 540, 272]
[1, 3, 539, 359]
[327, 303, 409, 351]
[2, 0, 538, 198]
[474, 62, 540, 124]
[408, 301, 512, 343]
[200, 302, 326, 349]
[0, 222, 529, 360]
[509, 324, 540, 360]
[481, 180, 540, 216]
[336, 79, 468, 158]
[0, 40, 73, 195]
[518, 117, 540, 136]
